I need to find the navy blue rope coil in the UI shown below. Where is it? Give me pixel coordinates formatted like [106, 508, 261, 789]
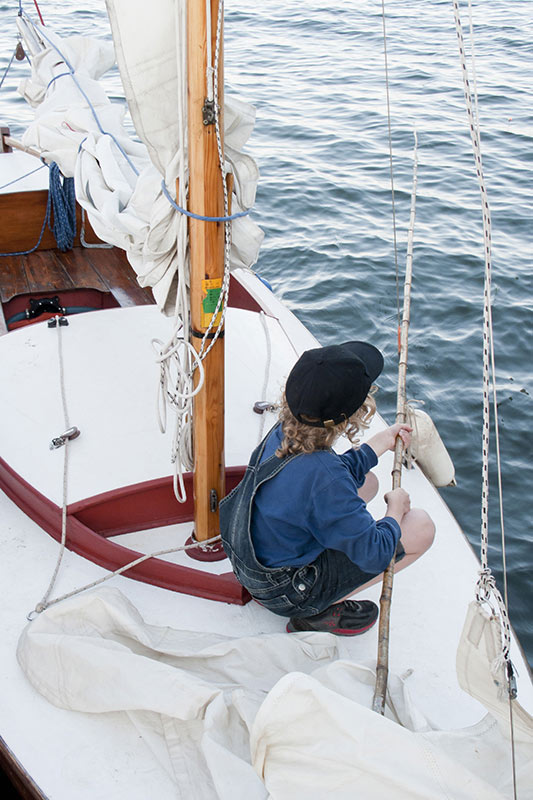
[0, 162, 76, 257]
[48, 162, 76, 251]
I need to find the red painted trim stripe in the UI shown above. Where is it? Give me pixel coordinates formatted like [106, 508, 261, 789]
[0, 456, 249, 604]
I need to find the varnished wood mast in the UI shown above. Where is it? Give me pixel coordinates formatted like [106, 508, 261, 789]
[186, 0, 226, 542]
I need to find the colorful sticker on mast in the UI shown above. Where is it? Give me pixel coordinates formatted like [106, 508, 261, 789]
[201, 278, 223, 328]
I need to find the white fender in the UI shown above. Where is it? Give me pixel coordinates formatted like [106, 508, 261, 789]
[407, 408, 456, 488]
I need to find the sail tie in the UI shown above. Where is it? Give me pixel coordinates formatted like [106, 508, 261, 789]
[160, 179, 251, 222]
[19, 11, 140, 178]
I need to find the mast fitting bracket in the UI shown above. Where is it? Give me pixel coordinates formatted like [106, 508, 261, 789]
[202, 99, 217, 126]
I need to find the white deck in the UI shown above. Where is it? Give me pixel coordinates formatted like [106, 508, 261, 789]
[1, 290, 532, 799]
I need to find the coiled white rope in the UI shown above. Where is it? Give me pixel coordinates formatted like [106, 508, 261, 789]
[152, 328, 205, 501]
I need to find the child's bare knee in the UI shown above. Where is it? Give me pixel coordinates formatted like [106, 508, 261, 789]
[400, 509, 435, 556]
[415, 509, 435, 551]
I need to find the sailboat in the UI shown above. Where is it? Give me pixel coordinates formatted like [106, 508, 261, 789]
[0, 1, 532, 798]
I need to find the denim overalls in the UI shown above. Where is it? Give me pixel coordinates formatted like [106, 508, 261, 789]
[220, 431, 322, 617]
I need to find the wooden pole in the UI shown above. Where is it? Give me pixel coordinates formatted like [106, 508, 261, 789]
[187, 0, 225, 543]
[372, 133, 418, 714]
[1, 134, 40, 159]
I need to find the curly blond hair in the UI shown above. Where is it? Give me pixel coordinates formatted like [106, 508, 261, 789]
[275, 387, 377, 458]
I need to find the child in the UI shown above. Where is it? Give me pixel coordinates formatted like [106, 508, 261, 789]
[220, 341, 435, 636]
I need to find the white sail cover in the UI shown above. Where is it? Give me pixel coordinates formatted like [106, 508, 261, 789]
[17, 589, 533, 800]
[17, 5, 263, 314]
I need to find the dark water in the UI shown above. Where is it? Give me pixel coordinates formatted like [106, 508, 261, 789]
[1, 1, 532, 666]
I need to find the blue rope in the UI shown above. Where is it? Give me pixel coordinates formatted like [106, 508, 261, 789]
[0, 183, 51, 257]
[0, 164, 47, 192]
[0, 162, 76, 257]
[161, 180, 251, 222]
[48, 162, 76, 251]
[46, 71, 71, 91]
[0, 48, 17, 91]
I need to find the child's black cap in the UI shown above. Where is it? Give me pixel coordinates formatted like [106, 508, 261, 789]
[285, 341, 383, 428]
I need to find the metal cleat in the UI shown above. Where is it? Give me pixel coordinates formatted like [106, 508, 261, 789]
[253, 401, 276, 415]
[49, 426, 81, 450]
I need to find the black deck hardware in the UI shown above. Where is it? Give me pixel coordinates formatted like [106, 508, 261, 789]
[28, 296, 65, 320]
[47, 315, 69, 328]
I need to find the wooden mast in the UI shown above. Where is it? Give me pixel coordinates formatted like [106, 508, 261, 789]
[186, 0, 226, 550]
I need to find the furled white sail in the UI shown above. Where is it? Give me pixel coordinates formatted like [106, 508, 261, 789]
[16, 6, 263, 314]
[17, 589, 533, 800]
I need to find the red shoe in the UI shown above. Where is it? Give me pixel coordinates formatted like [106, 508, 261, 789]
[286, 599, 378, 636]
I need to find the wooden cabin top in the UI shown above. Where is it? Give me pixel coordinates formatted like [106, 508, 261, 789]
[0, 161, 155, 334]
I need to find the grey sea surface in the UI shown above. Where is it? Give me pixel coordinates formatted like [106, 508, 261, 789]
[0, 0, 532, 668]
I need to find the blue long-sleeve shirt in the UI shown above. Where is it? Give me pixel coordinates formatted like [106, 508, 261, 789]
[251, 424, 401, 572]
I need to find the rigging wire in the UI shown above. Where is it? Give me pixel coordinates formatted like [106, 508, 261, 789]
[373, 0, 420, 716]
[0, 47, 17, 91]
[380, 0, 401, 330]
